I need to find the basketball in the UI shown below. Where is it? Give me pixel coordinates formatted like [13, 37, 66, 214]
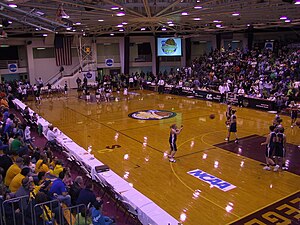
[296, 120, 300, 127]
[209, 114, 215, 119]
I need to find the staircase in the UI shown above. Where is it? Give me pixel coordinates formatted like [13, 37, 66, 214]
[46, 61, 96, 89]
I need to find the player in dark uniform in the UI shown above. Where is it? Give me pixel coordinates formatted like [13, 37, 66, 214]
[168, 124, 183, 163]
[35, 88, 41, 105]
[225, 109, 238, 143]
[289, 101, 298, 128]
[47, 83, 52, 97]
[261, 125, 276, 171]
[64, 82, 68, 96]
[273, 127, 286, 171]
[225, 102, 232, 128]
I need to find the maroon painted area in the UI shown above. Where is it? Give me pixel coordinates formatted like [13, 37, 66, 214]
[230, 191, 300, 225]
[214, 135, 300, 176]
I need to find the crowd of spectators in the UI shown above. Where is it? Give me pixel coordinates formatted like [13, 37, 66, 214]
[157, 48, 300, 101]
[0, 92, 115, 225]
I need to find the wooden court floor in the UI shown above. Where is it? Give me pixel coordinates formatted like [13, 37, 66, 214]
[27, 90, 300, 225]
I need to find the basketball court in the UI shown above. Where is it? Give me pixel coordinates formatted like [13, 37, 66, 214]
[27, 90, 300, 225]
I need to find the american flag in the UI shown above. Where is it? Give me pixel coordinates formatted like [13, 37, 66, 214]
[54, 34, 73, 66]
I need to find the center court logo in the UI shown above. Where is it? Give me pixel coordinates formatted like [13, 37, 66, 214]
[187, 169, 236, 192]
[128, 110, 176, 120]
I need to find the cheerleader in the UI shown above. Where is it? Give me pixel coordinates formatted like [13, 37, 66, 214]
[95, 88, 101, 103]
[84, 88, 91, 102]
[105, 86, 112, 102]
[123, 86, 128, 97]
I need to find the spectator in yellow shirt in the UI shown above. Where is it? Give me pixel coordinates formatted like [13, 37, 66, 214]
[0, 97, 9, 108]
[35, 154, 50, 174]
[4, 157, 23, 186]
[9, 167, 31, 193]
[52, 160, 64, 177]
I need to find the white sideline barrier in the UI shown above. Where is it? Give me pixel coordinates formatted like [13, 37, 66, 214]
[12, 98, 179, 225]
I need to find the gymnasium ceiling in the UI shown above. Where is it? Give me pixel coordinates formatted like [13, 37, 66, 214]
[0, 0, 300, 37]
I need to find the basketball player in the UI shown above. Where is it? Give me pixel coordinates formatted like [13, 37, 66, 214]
[225, 109, 238, 143]
[261, 125, 276, 171]
[35, 88, 41, 105]
[168, 124, 183, 163]
[273, 127, 287, 171]
[47, 83, 52, 97]
[289, 101, 298, 128]
[225, 102, 232, 128]
[64, 81, 68, 96]
[273, 114, 282, 127]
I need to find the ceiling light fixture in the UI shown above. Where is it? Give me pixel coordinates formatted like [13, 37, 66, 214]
[213, 20, 222, 23]
[169, 23, 175, 26]
[295, 0, 300, 4]
[119, 29, 124, 32]
[216, 24, 222, 28]
[122, 22, 128, 25]
[117, 24, 123, 27]
[8, 4, 17, 8]
[193, 18, 201, 21]
[110, 33, 114, 36]
[141, 27, 146, 31]
[75, 22, 81, 25]
[162, 27, 167, 31]
[285, 19, 291, 23]
[232, 12, 240, 16]
[194, 6, 202, 9]
[98, 19, 104, 22]
[116, 12, 125, 16]
[42, 34, 48, 36]
[280, 16, 287, 20]
[181, 12, 188, 16]
[111, 6, 119, 10]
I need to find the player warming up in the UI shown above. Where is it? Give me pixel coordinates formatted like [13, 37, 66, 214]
[261, 125, 276, 171]
[273, 127, 287, 171]
[225, 109, 238, 143]
[168, 124, 183, 163]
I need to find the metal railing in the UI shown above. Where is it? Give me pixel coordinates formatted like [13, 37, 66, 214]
[33, 199, 61, 225]
[45, 61, 95, 85]
[1, 195, 32, 225]
[62, 204, 87, 225]
[1, 195, 88, 225]
[0, 197, 3, 225]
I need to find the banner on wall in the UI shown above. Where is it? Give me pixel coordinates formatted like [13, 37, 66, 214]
[265, 42, 273, 51]
[105, 59, 114, 67]
[83, 71, 96, 80]
[8, 64, 18, 73]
